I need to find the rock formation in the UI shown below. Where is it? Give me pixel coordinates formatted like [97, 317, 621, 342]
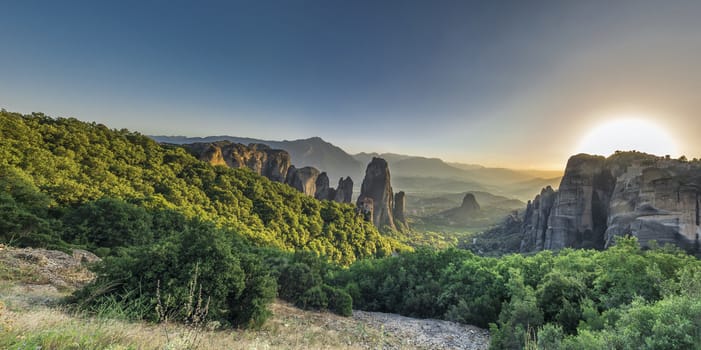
[393, 191, 407, 229]
[334, 177, 354, 203]
[183, 141, 354, 203]
[286, 166, 321, 197]
[357, 157, 398, 230]
[460, 193, 481, 212]
[432, 192, 482, 226]
[519, 186, 556, 251]
[517, 152, 701, 253]
[314, 172, 331, 200]
[184, 141, 291, 182]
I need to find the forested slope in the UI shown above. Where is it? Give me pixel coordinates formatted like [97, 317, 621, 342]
[0, 110, 405, 265]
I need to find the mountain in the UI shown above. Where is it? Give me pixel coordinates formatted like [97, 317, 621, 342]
[514, 151, 701, 253]
[151, 135, 362, 183]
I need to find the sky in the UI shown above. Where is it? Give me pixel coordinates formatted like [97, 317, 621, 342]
[2, 0, 701, 170]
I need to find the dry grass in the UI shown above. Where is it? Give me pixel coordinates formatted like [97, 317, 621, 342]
[0, 246, 400, 349]
[0, 245, 417, 349]
[0, 300, 397, 350]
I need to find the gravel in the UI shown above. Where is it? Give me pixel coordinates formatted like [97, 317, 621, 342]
[352, 310, 490, 350]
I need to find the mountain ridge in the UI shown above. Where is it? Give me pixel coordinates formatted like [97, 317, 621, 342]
[151, 135, 562, 200]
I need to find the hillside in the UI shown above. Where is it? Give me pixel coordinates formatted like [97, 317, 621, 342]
[0, 111, 406, 265]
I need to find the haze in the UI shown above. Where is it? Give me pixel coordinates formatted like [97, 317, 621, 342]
[2, 0, 701, 170]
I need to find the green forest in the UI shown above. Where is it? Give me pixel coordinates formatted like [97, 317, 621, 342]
[2, 110, 701, 349]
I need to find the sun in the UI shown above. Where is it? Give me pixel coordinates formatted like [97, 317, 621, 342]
[576, 116, 678, 157]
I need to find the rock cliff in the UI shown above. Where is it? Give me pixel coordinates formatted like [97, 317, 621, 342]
[393, 191, 408, 230]
[518, 152, 701, 252]
[314, 172, 331, 200]
[185, 141, 291, 182]
[431, 193, 482, 226]
[519, 186, 556, 251]
[460, 193, 481, 212]
[357, 158, 399, 231]
[334, 177, 354, 203]
[184, 141, 354, 203]
[286, 166, 321, 197]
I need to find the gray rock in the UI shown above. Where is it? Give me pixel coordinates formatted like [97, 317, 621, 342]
[393, 191, 408, 230]
[183, 141, 291, 182]
[314, 172, 331, 200]
[333, 177, 354, 203]
[357, 158, 397, 230]
[518, 152, 701, 252]
[286, 166, 321, 197]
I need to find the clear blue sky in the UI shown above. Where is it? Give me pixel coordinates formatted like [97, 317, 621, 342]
[2, 0, 701, 169]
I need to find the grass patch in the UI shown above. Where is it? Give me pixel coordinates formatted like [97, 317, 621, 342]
[0, 262, 49, 285]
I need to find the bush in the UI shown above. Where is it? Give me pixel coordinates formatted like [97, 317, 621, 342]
[73, 219, 275, 328]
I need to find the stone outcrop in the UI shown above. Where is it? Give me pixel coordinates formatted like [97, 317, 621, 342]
[517, 152, 701, 253]
[183, 141, 354, 203]
[184, 141, 291, 182]
[334, 177, 354, 203]
[519, 186, 556, 251]
[460, 193, 481, 212]
[286, 166, 321, 197]
[357, 157, 408, 231]
[393, 191, 407, 229]
[314, 172, 331, 200]
[432, 192, 482, 226]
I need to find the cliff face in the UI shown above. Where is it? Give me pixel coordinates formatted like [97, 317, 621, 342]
[184, 141, 292, 182]
[431, 192, 482, 226]
[286, 166, 321, 197]
[334, 177, 354, 203]
[519, 186, 556, 251]
[605, 157, 701, 249]
[184, 141, 354, 203]
[357, 157, 409, 231]
[314, 172, 331, 200]
[393, 191, 408, 230]
[519, 152, 701, 252]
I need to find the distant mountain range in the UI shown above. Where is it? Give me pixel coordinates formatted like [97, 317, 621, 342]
[151, 135, 562, 200]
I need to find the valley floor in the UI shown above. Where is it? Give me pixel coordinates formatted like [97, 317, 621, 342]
[0, 246, 489, 350]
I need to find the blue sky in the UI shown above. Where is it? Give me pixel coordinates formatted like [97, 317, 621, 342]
[2, 0, 701, 169]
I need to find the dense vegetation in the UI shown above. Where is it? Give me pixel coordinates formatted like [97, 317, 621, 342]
[326, 238, 701, 349]
[0, 110, 405, 264]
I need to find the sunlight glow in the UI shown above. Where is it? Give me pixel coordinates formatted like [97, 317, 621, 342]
[576, 116, 678, 157]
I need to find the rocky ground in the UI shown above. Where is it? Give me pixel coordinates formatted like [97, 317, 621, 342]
[353, 310, 489, 350]
[0, 246, 490, 349]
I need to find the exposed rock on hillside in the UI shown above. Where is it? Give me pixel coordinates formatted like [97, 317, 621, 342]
[431, 193, 482, 225]
[184, 141, 354, 203]
[460, 193, 481, 212]
[334, 177, 354, 203]
[184, 141, 291, 182]
[520, 186, 556, 251]
[357, 157, 409, 231]
[286, 166, 321, 197]
[517, 152, 701, 252]
[393, 191, 407, 228]
[314, 172, 331, 200]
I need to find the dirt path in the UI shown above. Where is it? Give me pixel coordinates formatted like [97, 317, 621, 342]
[353, 310, 489, 350]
